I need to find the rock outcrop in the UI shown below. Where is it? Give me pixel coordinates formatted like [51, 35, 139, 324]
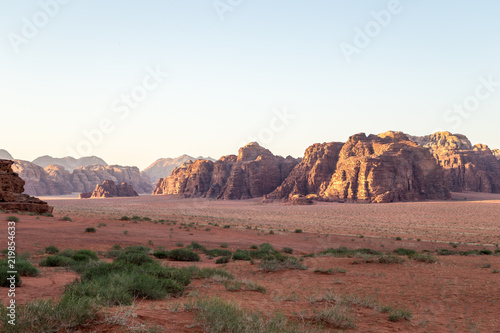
[267, 142, 344, 200]
[321, 132, 450, 203]
[142, 155, 216, 185]
[409, 132, 500, 193]
[153, 143, 300, 199]
[32, 155, 107, 171]
[0, 159, 53, 213]
[11, 160, 71, 196]
[71, 165, 153, 194]
[493, 149, 500, 160]
[80, 180, 138, 198]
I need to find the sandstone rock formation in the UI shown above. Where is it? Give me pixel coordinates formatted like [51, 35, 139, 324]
[142, 155, 216, 185]
[80, 180, 138, 198]
[267, 142, 344, 200]
[321, 132, 450, 203]
[11, 160, 71, 196]
[493, 149, 500, 160]
[32, 155, 107, 171]
[153, 143, 300, 199]
[71, 165, 153, 194]
[0, 149, 13, 160]
[409, 132, 500, 193]
[0, 159, 53, 214]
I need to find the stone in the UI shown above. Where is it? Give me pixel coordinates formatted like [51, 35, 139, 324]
[142, 155, 216, 185]
[82, 180, 138, 198]
[11, 160, 71, 196]
[0, 159, 53, 214]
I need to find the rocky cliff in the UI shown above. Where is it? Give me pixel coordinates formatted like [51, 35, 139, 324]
[267, 142, 344, 200]
[11, 160, 71, 196]
[321, 132, 450, 203]
[11, 161, 153, 196]
[153, 143, 300, 199]
[409, 132, 500, 193]
[0, 159, 53, 213]
[142, 155, 216, 185]
[0, 150, 13, 160]
[493, 149, 500, 160]
[80, 180, 138, 198]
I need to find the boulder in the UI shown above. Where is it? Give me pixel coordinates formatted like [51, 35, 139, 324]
[0, 159, 53, 214]
[81, 180, 138, 198]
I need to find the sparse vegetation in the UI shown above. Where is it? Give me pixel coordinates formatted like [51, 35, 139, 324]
[85, 227, 96, 233]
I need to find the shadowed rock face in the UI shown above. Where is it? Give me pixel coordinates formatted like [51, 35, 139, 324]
[142, 155, 216, 186]
[0, 159, 53, 214]
[153, 143, 300, 199]
[80, 180, 138, 198]
[11, 160, 72, 196]
[267, 142, 344, 200]
[492, 149, 500, 160]
[321, 132, 451, 203]
[409, 132, 500, 193]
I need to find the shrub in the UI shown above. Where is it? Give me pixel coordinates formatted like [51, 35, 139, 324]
[124, 245, 151, 254]
[395, 237, 402, 241]
[116, 252, 153, 266]
[153, 251, 169, 259]
[205, 249, 232, 257]
[259, 257, 308, 272]
[294, 229, 303, 233]
[216, 256, 230, 264]
[120, 216, 130, 220]
[40, 255, 73, 267]
[232, 250, 251, 261]
[250, 245, 258, 249]
[168, 249, 200, 262]
[311, 304, 356, 329]
[223, 225, 231, 229]
[73, 249, 98, 261]
[377, 255, 405, 264]
[175, 242, 184, 247]
[62, 216, 72, 222]
[282, 247, 293, 254]
[44, 245, 59, 254]
[408, 253, 437, 263]
[393, 248, 417, 256]
[6, 216, 19, 222]
[59, 249, 75, 258]
[187, 242, 207, 252]
[480, 249, 493, 255]
[220, 242, 228, 248]
[84, 227, 96, 233]
[388, 308, 412, 322]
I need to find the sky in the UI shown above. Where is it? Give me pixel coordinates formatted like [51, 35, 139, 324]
[1, 0, 500, 170]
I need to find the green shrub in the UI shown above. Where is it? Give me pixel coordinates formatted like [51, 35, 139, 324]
[168, 249, 200, 262]
[408, 253, 437, 263]
[220, 242, 228, 248]
[39, 255, 73, 267]
[259, 257, 308, 272]
[480, 249, 493, 255]
[153, 250, 169, 259]
[282, 247, 293, 254]
[377, 255, 405, 264]
[393, 248, 417, 256]
[216, 256, 230, 264]
[6, 216, 19, 222]
[388, 308, 412, 322]
[294, 229, 303, 233]
[116, 252, 153, 266]
[62, 216, 72, 222]
[84, 227, 96, 233]
[59, 249, 75, 258]
[124, 245, 151, 254]
[44, 245, 59, 254]
[120, 216, 130, 220]
[206, 249, 232, 257]
[232, 250, 251, 261]
[187, 242, 207, 252]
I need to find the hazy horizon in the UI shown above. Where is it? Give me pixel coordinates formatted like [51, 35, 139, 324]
[2, 1, 500, 170]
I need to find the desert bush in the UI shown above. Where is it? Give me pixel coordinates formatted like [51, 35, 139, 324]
[84, 227, 96, 233]
[168, 249, 200, 262]
[294, 229, 303, 233]
[62, 216, 72, 222]
[259, 257, 307, 272]
[480, 249, 492, 255]
[408, 253, 437, 263]
[124, 245, 151, 254]
[232, 250, 251, 261]
[388, 308, 412, 322]
[377, 255, 405, 264]
[206, 249, 232, 257]
[393, 248, 417, 256]
[6, 216, 19, 222]
[311, 304, 356, 329]
[0, 269, 21, 287]
[216, 256, 230, 264]
[44, 245, 59, 254]
[282, 247, 293, 254]
[187, 242, 207, 252]
[39, 255, 73, 267]
[1, 259, 39, 277]
[153, 250, 169, 259]
[116, 252, 153, 266]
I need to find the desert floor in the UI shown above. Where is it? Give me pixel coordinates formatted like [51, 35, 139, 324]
[1, 192, 500, 332]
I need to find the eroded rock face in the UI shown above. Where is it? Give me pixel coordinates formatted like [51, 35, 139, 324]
[409, 132, 500, 193]
[493, 149, 500, 160]
[267, 142, 344, 200]
[32, 155, 107, 171]
[0, 159, 53, 213]
[81, 180, 138, 198]
[321, 132, 451, 203]
[70, 165, 153, 194]
[153, 143, 300, 199]
[142, 155, 216, 186]
[11, 160, 71, 196]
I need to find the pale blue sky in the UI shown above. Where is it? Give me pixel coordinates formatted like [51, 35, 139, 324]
[1, 0, 499, 169]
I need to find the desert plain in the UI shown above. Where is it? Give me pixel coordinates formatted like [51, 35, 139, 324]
[1, 192, 500, 332]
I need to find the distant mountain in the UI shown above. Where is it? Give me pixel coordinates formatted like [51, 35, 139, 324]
[142, 155, 215, 185]
[493, 149, 500, 160]
[0, 149, 13, 160]
[32, 155, 107, 171]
